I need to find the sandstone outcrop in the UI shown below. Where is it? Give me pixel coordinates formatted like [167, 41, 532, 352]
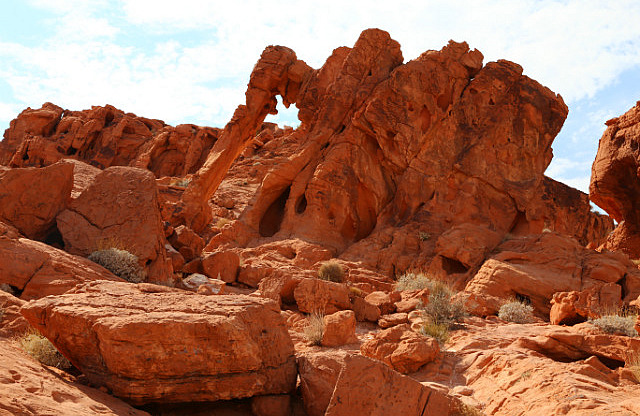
[0, 338, 149, 416]
[0, 221, 122, 300]
[550, 283, 622, 325]
[0, 290, 30, 337]
[298, 351, 460, 416]
[321, 310, 357, 347]
[56, 166, 173, 283]
[0, 102, 219, 178]
[0, 160, 73, 241]
[591, 101, 640, 257]
[461, 232, 640, 317]
[20, 281, 297, 405]
[360, 323, 440, 373]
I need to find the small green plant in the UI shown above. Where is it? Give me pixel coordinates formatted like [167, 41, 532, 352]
[303, 313, 325, 346]
[348, 286, 364, 299]
[420, 322, 450, 345]
[20, 331, 71, 369]
[317, 260, 345, 283]
[395, 272, 432, 292]
[589, 313, 638, 337]
[418, 231, 431, 241]
[498, 300, 535, 324]
[88, 248, 145, 283]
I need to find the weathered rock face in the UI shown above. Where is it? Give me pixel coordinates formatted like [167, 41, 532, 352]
[436, 318, 640, 416]
[0, 160, 73, 241]
[550, 283, 622, 325]
[20, 281, 297, 405]
[56, 166, 172, 283]
[0, 338, 149, 416]
[461, 232, 640, 317]
[0, 290, 30, 336]
[0, 102, 219, 178]
[360, 323, 439, 374]
[199, 28, 609, 289]
[591, 101, 640, 257]
[0, 221, 122, 300]
[298, 351, 459, 416]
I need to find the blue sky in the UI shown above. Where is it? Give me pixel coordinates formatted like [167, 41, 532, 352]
[1, 1, 640, 193]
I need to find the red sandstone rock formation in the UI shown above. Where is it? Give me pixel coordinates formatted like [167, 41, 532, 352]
[461, 232, 640, 317]
[56, 166, 173, 283]
[0, 221, 122, 300]
[20, 280, 297, 405]
[0, 102, 219, 178]
[591, 101, 640, 257]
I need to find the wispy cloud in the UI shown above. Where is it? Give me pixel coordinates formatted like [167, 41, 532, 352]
[1, 0, 640, 133]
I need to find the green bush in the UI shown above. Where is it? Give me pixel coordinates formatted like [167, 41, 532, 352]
[20, 331, 71, 369]
[318, 260, 345, 283]
[303, 313, 325, 346]
[88, 248, 145, 283]
[498, 300, 535, 324]
[590, 314, 638, 337]
[395, 272, 432, 292]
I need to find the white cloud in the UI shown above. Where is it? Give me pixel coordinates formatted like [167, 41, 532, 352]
[1, 0, 640, 133]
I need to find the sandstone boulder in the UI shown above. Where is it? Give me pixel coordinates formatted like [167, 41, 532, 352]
[0, 161, 73, 241]
[364, 291, 397, 315]
[0, 290, 30, 337]
[321, 310, 357, 347]
[294, 278, 351, 314]
[56, 166, 172, 283]
[0, 224, 122, 300]
[462, 232, 636, 317]
[550, 283, 622, 325]
[0, 338, 148, 416]
[201, 250, 240, 283]
[590, 101, 640, 257]
[360, 323, 439, 374]
[20, 281, 297, 405]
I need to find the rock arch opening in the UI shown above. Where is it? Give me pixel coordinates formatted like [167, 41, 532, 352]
[259, 186, 291, 237]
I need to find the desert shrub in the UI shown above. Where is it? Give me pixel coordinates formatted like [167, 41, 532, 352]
[629, 352, 640, 383]
[421, 280, 466, 327]
[317, 260, 345, 283]
[88, 248, 145, 283]
[420, 322, 450, 345]
[348, 286, 364, 299]
[169, 177, 191, 187]
[454, 402, 484, 416]
[418, 231, 431, 241]
[395, 271, 432, 292]
[303, 313, 325, 346]
[589, 314, 638, 337]
[20, 331, 71, 369]
[498, 300, 535, 324]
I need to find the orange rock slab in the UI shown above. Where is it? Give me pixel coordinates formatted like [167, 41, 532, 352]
[20, 281, 297, 405]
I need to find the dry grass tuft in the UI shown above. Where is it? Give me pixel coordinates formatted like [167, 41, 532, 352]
[317, 260, 345, 283]
[629, 352, 640, 383]
[454, 402, 485, 416]
[420, 322, 450, 345]
[590, 313, 638, 337]
[88, 248, 146, 283]
[395, 271, 432, 292]
[303, 313, 325, 346]
[20, 331, 71, 369]
[421, 280, 466, 327]
[498, 300, 535, 324]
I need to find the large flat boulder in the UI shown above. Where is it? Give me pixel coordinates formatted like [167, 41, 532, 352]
[20, 281, 297, 405]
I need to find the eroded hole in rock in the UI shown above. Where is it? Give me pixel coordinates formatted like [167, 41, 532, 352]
[43, 226, 65, 250]
[259, 186, 291, 237]
[295, 194, 307, 214]
[66, 146, 78, 156]
[440, 256, 469, 274]
[508, 210, 530, 236]
[104, 111, 115, 127]
[489, 98, 495, 105]
[420, 106, 431, 133]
